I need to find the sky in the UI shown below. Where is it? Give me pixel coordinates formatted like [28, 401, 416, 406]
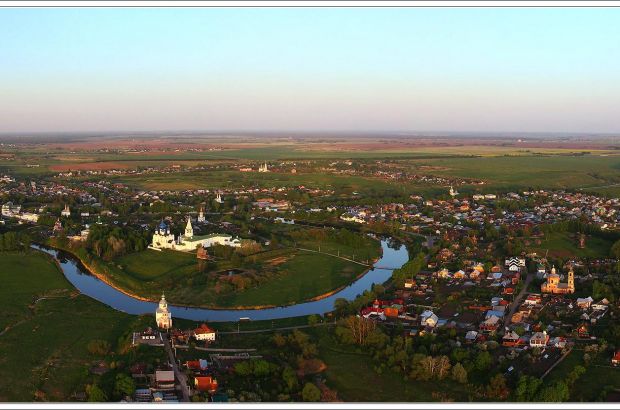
[1, 7, 619, 134]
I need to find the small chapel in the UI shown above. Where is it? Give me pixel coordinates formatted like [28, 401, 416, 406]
[155, 293, 172, 329]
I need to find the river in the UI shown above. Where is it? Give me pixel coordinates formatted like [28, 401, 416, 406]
[33, 238, 408, 322]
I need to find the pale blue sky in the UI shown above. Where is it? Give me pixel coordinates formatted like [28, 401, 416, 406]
[1, 7, 619, 133]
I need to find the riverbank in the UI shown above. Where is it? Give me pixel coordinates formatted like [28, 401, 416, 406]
[37, 244, 154, 304]
[37, 243, 384, 311]
[34, 238, 407, 321]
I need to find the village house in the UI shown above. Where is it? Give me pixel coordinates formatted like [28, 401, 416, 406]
[577, 323, 590, 338]
[529, 331, 550, 348]
[612, 351, 620, 367]
[186, 359, 209, 372]
[524, 294, 542, 306]
[195, 376, 219, 394]
[502, 331, 521, 347]
[155, 370, 175, 390]
[479, 315, 501, 333]
[193, 324, 217, 342]
[465, 330, 479, 344]
[576, 297, 594, 310]
[420, 310, 439, 328]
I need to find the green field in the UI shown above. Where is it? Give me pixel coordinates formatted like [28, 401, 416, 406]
[116, 249, 197, 281]
[527, 231, 613, 259]
[97, 240, 379, 308]
[8, 141, 620, 197]
[100, 153, 620, 198]
[412, 154, 620, 195]
[0, 251, 136, 401]
[213, 250, 363, 307]
[114, 168, 424, 195]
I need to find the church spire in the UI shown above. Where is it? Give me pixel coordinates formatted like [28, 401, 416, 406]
[184, 216, 194, 238]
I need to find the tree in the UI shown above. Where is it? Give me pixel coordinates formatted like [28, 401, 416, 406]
[86, 384, 107, 402]
[514, 375, 542, 401]
[611, 239, 620, 259]
[308, 314, 321, 326]
[113, 374, 136, 398]
[252, 359, 271, 377]
[301, 383, 321, 402]
[451, 362, 468, 384]
[273, 333, 286, 348]
[566, 365, 586, 387]
[234, 361, 252, 376]
[535, 381, 569, 402]
[435, 355, 452, 380]
[486, 374, 510, 400]
[334, 298, 350, 317]
[474, 351, 492, 371]
[344, 316, 377, 346]
[87, 339, 111, 356]
[282, 366, 298, 392]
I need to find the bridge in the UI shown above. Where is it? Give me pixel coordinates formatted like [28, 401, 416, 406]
[296, 247, 403, 270]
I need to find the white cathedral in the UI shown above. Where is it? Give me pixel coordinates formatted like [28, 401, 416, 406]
[150, 216, 241, 252]
[258, 162, 269, 173]
[155, 293, 172, 329]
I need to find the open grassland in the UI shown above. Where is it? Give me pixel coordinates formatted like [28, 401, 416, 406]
[527, 232, 613, 259]
[0, 251, 136, 401]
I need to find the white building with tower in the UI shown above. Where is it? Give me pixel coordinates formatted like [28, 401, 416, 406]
[197, 207, 206, 223]
[61, 204, 71, 217]
[149, 217, 241, 252]
[215, 192, 223, 204]
[155, 293, 172, 330]
[258, 162, 269, 172]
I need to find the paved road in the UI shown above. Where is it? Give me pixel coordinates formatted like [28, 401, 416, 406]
[504, 271, 534, 333]
[162, 333, 190, 402]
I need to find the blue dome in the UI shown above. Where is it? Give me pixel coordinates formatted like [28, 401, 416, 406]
[159, 220, 168, 230]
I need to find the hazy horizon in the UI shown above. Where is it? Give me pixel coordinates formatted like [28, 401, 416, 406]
[2, 7, 620, 134]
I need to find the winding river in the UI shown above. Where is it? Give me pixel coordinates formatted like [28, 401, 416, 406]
[33, 239, 408, 322]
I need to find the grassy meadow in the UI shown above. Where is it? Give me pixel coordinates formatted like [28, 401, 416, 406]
[0, 251, 138, 401]
[527, 231, 613, 259]
[97, 238, 380, 308]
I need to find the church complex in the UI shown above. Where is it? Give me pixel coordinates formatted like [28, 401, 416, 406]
[149, 216, 241, 252]
[541, 266, 575, 294]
